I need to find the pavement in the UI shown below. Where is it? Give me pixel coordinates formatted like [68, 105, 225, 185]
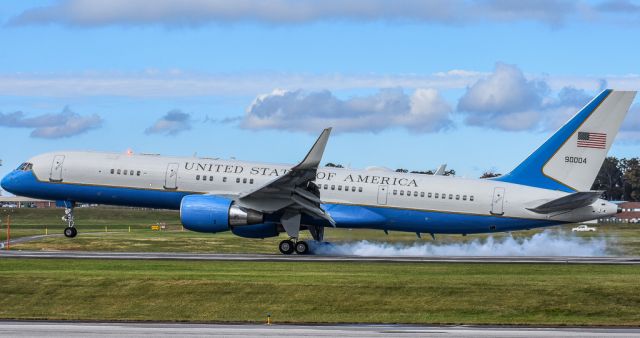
[0, 321, 639, 337]
[1, 249, 639, 264]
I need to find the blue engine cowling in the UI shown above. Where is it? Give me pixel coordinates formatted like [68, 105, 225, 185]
[232, 223, 280, 239]
[180, 195, 263, 233]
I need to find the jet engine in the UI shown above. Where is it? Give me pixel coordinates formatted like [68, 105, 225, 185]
[180, 195, 263, 233]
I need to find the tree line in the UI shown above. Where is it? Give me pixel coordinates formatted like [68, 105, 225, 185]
[327, 156, 640, 201]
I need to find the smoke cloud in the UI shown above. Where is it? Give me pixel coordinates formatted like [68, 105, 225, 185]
[311, 230, 610, 257]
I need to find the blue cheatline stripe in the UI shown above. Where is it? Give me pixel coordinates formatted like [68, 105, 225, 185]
[5, 171, 564, 234]
[494, 89, 612, 192]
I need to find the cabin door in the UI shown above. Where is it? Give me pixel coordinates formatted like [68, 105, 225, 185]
[49, 155, 65, 182]
[491, 187, 505, 215]
[164, 163, 179, 190]
[377, 185, 388, 205]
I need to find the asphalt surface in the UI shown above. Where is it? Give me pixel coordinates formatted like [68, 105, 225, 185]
[0, 322, 639, 337]
[1, 249, 639, 264]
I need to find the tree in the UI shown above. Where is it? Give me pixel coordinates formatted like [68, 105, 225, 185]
[621, 157, 640, 201]
[480, 171, 502, 179]
[443, 169, 456, 176]
[592, 157, 624, 200]
[325, 163, 344, 168]
[395, 168, 408, 173]
[410, 170, 434, 175]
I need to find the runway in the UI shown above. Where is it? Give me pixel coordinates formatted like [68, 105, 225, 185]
[1, 250, 639, 264]
[0, 321, 639, 337]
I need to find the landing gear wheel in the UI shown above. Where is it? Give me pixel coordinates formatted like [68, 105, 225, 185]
[279, 240, 295, 255]
[295, 241, 309, 255]
[64, 227, 77, 238]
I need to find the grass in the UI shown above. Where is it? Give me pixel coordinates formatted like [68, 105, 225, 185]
[2, 207, 640, 255]
[0, 258, 638, 325]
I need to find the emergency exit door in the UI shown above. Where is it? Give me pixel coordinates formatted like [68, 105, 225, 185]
[377, 185, 388, 205]
[49, 155, 65, 182]
[164, 163, 179, 190]
[491, 187, 505, 215]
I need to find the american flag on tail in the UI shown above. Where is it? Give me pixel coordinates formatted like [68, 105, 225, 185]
[577, 131, 606, 149]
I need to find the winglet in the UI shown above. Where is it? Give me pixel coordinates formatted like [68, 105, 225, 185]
[294, 128, 332, 170]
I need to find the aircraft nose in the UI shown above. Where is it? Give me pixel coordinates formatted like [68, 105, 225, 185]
[1, 173, 16, 193]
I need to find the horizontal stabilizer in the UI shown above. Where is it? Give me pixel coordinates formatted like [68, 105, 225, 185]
[527, 191, 603, 214]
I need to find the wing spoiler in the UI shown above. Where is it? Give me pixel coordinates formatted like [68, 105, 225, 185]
[526, 191, 603, 214]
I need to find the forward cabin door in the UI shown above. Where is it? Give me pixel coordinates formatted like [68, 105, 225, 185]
[49, 155, 65, 182]
[377, 185, 388, 205]
[164, 163, 179, 190]
[491, 187, 505, 215]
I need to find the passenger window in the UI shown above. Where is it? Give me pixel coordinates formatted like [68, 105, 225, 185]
[358, 187, 363, 192]
[393, 190, 397, 195]
[130, 170, 134, 175]
[456, 195, 460, 200]
[223, 177, 227, 182]
[249, 179, 254, 184]
[236, 178, 240, 183]
[210, 176, 214, 181]
[243, 178, 247, 184]
[449, 194, 453, 199]
[352, 186, 356, 192]
[338, 185, 342, 191]
[400, 190, 404, 196]
[435, 193, 439, 198]
[407, 191, 411, 196]
[117, 169, 121, 174]
[414, 191, 418, 197]
[137, 171, 141, 176]
[442, 193, 446, 199]
[344, 185, 349, 191]
[420, 192, 425, 197]
[196, 175, 200, 180]
[324, 184, 328, 190]
[110, 169, 115, 174]
[123, 170, 127, 175]
[463, 195, 467, 201]
[470, 196, 474, 201]
[428, 192, 432, 198]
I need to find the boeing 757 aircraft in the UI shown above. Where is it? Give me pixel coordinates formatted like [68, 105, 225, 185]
[1, 90, 636, 254]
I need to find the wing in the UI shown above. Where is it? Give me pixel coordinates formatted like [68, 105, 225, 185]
[527, 191, 603, 214]
[235, 128, 335, 232]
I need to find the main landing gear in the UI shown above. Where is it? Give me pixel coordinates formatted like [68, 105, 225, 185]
[279, 239, 309, 255]
[62, 205, 77, 238]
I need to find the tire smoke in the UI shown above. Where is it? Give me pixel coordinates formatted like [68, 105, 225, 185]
[310, 230, 610, 257]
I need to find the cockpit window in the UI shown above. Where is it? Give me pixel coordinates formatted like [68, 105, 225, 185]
[16, 163, 33, 171]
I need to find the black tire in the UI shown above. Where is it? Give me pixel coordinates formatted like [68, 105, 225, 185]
[294, 241, 309, 255]
[64, 227, 77, 238]
[279, 240, 294, 255]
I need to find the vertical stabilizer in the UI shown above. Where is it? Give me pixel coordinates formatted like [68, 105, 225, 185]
[495, 90, 636, 192]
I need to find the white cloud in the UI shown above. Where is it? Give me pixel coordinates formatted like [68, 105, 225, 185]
[457, 63, 603, 131]
[145, 109, 192, 135]
[0, 106, 103, 138]
[240, 88, 453, 134]
[1, 71, 638, 98]
[7, 0, 588, 27]
[617, 103, 640, 142]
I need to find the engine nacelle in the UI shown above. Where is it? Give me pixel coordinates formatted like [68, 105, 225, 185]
[180, 195, 263, 233]
[232, 223, 280, 239]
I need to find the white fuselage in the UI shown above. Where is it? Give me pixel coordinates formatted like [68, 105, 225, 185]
[17, 151, 617, 230]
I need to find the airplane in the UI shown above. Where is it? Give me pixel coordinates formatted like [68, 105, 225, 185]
[1, 89, 636, 255]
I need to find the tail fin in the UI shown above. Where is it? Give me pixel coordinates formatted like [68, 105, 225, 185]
[495, 90, 637, 192]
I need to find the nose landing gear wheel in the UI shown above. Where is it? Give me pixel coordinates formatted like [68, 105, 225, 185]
[295, 241, 309, 255]
[64, 227, 77, 238]
[279, 240, 295, 255]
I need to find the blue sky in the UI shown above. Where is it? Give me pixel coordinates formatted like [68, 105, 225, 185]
[0, 0, 639, 184]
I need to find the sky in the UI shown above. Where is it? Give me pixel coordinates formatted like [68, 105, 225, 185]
[0, 0, 639, 186]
